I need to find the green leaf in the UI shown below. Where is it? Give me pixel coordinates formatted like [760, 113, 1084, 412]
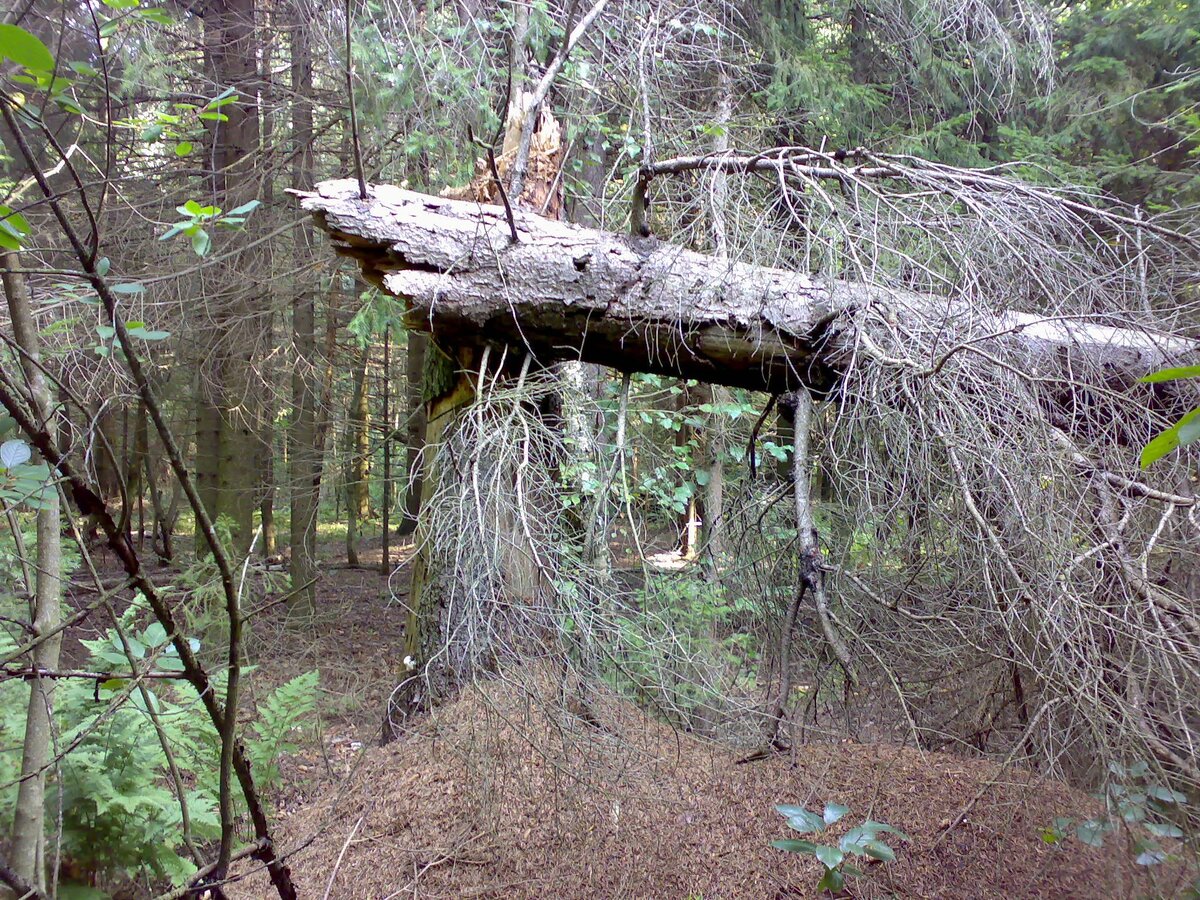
[69, 60, 98, 77]
[111, 282, 145, 294]
[1146, 822, 1184, 839]
[0, 439, 32, 468]
[1145, 785, 1187, 804]
[134, 7, 174, 24]
[1075, 819, 1108, 847]
[771, 839, 819, 855]
[159, 223, 187, 241]
[0, 205, 32, 251]
[204, 87, 238, 109]
[129, 328, 170, 341]
[813, 844, 844, 868]
[823, 802, 850, 825]
[182, 199, 204, 215]
[174, 141, 192, 156]
[98, 18, 121, 38]
[1135, 842, 1167, 867]
[0, 24, 55, 72]
[141, 123, 164, 142]
[55, 95, 84, 115]
[1138, 365, 1200, 383]
[225, 199, 262, 216]
[1179, 415, 1200, 446]
[858, 821, 909, 840]
[1140, 426, 1181, 469]
[816, 867, 845, 893]
[190, 228, 211, 256]
[776, 805, 825, 834]
[862, 839, 896, 862]
[96, 257, 111, 276]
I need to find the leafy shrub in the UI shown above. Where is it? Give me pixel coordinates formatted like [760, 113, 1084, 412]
[603, 575, 760, 728]
[1043, 760, 1195, 881]
[0, 602, 320, 891]
[772, 801, 908, 894]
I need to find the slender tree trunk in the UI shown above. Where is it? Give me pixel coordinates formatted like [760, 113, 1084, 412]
[130, 399, 148, 547]
[3, 252, 62, 892]
[195, 0, 262, 557]
[258, 30, 278, 560]
[699, 79, 732, 570]
[386, 80, 568, 733]
[387, 358, 473, 735]
[381, 325, 391, 571]
[288, 0, 320, 609]
[567, 122, 612, 578]
[398, 331, 427, 536]
[675, 385, 699, 557]
[345, 346, 370, 566]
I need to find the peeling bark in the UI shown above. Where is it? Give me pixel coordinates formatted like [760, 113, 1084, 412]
[295, 180, 1191, 394]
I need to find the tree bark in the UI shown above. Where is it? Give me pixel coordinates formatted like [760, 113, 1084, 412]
[195, 0, 262, 557]
[398, 331, 427, 537]
[3, 252, 61, 893]
[344, 346, 370, 567]
[288, 0, 320, 610]
[381, 325, 391, 571]
[296, 181, 1188, 394]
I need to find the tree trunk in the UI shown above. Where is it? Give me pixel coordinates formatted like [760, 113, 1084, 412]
[195, 0, 262, 557]
[3, 251, 62, 893]
[398, 331, 427, 537]
[345, 346, 370, 567]
[675, 385, 699, 557]
[699, 78, 732, 569]
[288, 0, 320, 610]
[298, 181, 1186, 394]
[381, 326, 392, 571]
[386, 355, 473, 735]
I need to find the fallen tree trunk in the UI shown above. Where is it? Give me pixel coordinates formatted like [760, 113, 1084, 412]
[295, 179, 1194, 393]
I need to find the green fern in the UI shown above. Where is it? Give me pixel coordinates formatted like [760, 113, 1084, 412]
[246, 670, 320, 790]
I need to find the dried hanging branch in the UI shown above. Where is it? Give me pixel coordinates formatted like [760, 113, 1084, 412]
[306, 131, 1200, 795]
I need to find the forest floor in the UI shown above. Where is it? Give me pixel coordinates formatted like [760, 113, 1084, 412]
[66, 538, 1187, 899]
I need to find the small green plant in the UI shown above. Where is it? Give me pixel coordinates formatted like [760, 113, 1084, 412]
[772, 801, 908, 895]
[1042, 760, 1192, 874]
[0, 599, 320, 891]
[1138, 365, 1200, 468]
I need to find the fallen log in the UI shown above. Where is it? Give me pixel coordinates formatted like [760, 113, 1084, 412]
[294, 179, 1195, 393]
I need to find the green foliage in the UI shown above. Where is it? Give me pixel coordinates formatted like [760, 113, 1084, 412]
[160, 198, 261, 257]
[246, 670, 320, 788]
[0, 203, 31, 251]
[422, 344, 459, 404]
[1041, 760, 1192, 873]
[0, 591, 317, 889]
[604, 575, 760, 727]
[1138, 366, 1200, 468]
[0, 24, 54, 73]
[347, 288, 404, 347]
[773, 801, 908, 894]
[0, 438, 52, 510]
